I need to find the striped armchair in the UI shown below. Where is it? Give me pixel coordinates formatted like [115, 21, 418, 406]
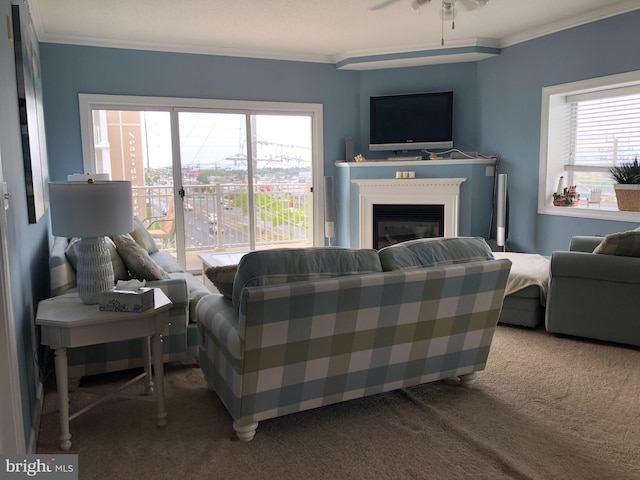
[196, 241, 511, 441]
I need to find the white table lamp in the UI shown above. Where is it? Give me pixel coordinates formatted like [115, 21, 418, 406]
[49, 180, 133, 305]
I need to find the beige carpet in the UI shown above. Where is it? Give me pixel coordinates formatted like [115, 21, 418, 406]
[36, 326, 640, 480]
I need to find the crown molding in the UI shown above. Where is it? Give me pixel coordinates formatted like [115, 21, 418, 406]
[500, 0, 640, 48]
[33, 33, 337, 64]
[28, 0, 640, 68]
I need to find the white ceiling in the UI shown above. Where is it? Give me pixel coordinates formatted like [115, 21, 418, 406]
[28, 0, 640, 69]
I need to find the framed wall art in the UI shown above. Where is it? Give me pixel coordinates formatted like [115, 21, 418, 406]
[12, 3, 49, 224]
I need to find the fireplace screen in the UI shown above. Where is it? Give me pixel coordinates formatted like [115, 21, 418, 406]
[373, 204, 444, 249]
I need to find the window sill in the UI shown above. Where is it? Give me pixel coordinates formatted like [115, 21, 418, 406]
[539, 204, 640, 222]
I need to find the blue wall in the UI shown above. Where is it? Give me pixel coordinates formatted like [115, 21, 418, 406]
[40, 11, 640, 258]
[40, 45, 361, 183]
[1, 0, 51, 450]
[477, 11, 640, 254]
[357, 62, 480, 157]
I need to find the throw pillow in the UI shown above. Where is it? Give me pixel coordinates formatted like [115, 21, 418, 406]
[129, 216, 158, 255]
[204, 265, 238, 298]
[65, 237, 130, 282]
[592, 230, 640, 257]
[113, 234, 169, 281]
[378, 237, 495, 271]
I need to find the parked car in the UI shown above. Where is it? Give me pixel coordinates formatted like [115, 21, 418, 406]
[185, 202, 193, 211]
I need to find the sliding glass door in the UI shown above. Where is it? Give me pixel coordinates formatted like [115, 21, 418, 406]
[80, 95, 322, 272]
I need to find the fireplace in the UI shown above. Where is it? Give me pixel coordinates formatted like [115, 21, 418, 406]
[352, 178, 466, 249]
[373, 204, 444, 249]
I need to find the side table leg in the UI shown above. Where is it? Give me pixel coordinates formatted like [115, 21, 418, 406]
[142, 336, 154, 395]
[54, 348, 72, 451]
[152, 332, 167, 427]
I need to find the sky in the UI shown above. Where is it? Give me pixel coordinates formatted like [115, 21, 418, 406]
[143, 111, 312, 170]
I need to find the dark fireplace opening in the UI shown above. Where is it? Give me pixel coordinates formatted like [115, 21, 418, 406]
[373, 204, 444, 249]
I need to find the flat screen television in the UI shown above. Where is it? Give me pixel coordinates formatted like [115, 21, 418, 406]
[369, 91, 453, 152]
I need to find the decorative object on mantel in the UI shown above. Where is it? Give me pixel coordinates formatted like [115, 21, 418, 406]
[610, 157, 640, 212]
[429, 153, 443, 160]
[395, 171, 416, 179]
[355, 154, 367, 162]
[553, 185, 581, 206]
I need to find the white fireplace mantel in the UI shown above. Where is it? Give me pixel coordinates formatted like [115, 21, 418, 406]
[352, 178, 466, 248]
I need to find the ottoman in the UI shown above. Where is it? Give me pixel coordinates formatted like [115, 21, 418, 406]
[493, 252, 550, 328]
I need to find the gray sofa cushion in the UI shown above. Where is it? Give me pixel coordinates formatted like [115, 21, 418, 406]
[378, 237, 494, 271]
[151, 250, 184, 273]
[232, 247, 382, 312]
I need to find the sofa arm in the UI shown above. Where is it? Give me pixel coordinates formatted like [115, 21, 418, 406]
[569, 236, 603, 253]
[550, 251, 640, 284]
[50, 236, 76, 296]
[145, 277, 189, 326]
[196, 294, 241, 362]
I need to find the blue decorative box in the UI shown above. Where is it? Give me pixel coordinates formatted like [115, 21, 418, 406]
[98, 287, 154, 313]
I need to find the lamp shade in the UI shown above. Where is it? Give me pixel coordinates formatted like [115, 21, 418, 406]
[49, 181, 133, 238]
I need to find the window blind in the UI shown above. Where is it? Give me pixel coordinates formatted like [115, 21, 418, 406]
[569, 92, 640, 167]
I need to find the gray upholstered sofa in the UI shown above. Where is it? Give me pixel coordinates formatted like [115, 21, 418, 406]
[545, 228, 640, 347]
[196, 237, 511, 441]
[48, 217, 211, 380]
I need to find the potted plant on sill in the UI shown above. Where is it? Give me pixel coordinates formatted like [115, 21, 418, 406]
[610, 157, 640, 212]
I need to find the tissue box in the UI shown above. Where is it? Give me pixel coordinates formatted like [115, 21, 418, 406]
[99, 287, 155, 313]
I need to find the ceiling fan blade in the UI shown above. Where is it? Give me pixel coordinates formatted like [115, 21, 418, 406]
[369, 0, 403, 10]
[457, 0, 489, 11]
[410, 0, 432, 12]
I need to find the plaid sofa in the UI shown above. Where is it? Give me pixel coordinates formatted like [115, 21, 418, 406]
[49, 235, 208, 380]
[196, 240, 511, 441]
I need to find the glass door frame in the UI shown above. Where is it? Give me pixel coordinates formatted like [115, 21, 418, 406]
[79, 94, 325, 269]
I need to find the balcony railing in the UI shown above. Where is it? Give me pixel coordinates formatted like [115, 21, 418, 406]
[134, 182, 313, 257]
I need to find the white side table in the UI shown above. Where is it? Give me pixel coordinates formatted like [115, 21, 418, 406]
[36, 288, 172, 451]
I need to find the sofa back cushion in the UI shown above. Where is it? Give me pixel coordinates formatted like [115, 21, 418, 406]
[232, 247, 382, 311]
[378, 237, 494, 271]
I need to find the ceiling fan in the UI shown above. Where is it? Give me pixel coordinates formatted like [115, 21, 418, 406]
[370, 0, 489, 12]
[370, 0, 489, 45]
